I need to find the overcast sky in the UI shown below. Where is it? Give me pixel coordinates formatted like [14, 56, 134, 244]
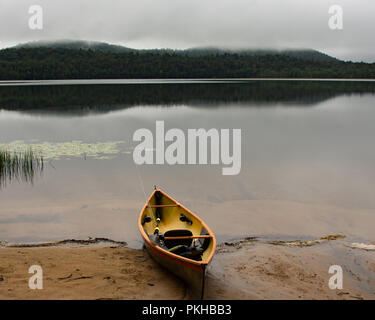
[0, 0, 374, 62]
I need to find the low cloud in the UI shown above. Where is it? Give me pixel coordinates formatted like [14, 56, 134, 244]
[0, 0, 374, 62]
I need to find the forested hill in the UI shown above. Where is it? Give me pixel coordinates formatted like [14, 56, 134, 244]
[0, 41, 374, 80]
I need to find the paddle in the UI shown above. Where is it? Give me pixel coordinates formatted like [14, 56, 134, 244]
[163, 235, 212, 240]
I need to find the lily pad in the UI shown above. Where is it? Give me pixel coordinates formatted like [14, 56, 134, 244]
[0, 140, 127, 160]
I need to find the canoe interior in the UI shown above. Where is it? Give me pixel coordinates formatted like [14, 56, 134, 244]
[141, 190, 215, 263]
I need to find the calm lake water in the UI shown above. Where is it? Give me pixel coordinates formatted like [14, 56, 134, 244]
[1, 80, 375, 247]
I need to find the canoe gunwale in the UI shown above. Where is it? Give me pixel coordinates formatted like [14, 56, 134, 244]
[138, 188, 216, 267]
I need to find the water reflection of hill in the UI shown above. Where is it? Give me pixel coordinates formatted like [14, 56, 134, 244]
[1, 81, 375, 116]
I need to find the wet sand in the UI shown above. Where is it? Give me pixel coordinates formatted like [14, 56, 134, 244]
[206, 238, 375, 299]
[0, 237, 374, 300]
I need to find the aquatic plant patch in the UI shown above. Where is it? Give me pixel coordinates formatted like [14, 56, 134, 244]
[0, 148, 43, 187]
[0, 140, 127, 160]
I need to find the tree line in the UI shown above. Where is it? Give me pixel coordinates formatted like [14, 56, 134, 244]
[0, 47, 374, 80]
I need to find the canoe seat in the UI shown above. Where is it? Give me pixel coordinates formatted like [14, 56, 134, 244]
[163, 229, 193, 249]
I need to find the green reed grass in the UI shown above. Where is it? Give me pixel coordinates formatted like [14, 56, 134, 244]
[0, 148, 44, 188]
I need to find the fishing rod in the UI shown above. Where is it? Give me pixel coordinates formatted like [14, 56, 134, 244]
[135, 164, 160, 233]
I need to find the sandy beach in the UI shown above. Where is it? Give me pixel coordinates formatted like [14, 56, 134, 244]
[1, 236, 374, 300]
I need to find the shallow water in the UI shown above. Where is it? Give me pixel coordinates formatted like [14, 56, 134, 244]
[0, 80, 375, 247]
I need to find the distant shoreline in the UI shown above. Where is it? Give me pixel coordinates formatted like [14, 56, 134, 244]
[1, 78, 375, 87]
[1, 45, 374, 80]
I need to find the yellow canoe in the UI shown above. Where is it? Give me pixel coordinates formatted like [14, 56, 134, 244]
[138, 188, 216, 299]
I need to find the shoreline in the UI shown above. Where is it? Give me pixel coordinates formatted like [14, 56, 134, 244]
[0, 237, 128, 248]
[2, 234, 374, 251]
[1, 235, 374, 300]
[1, 78, 375, 87]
